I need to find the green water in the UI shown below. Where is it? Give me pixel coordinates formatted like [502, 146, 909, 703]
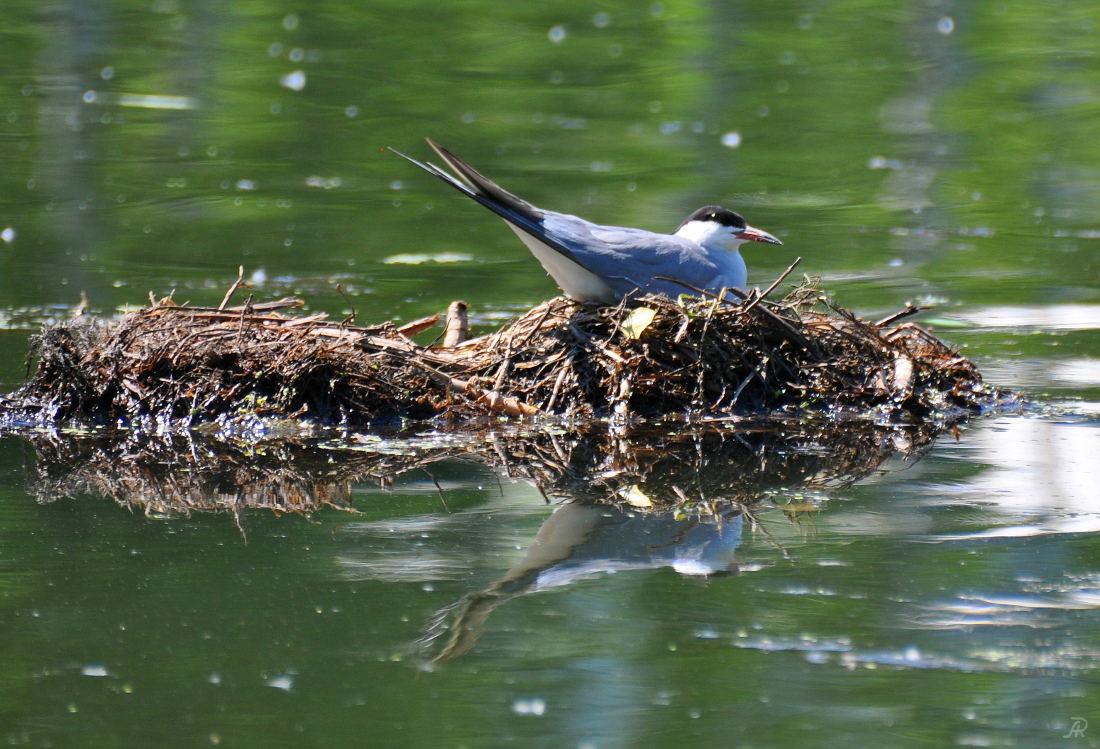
[2, 1, 1099, 747]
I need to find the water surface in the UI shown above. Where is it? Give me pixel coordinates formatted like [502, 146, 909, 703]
[1, 1, 1099, 746]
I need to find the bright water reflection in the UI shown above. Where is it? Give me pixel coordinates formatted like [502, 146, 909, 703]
[3, 413, 1099, 746]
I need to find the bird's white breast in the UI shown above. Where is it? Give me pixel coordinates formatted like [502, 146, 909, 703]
[507, 224, 617, 303]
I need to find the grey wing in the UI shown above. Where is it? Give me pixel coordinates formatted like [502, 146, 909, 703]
[542, 213, 724, 297]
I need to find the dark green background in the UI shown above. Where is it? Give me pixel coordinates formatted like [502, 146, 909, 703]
[1, 1, 1099, 746]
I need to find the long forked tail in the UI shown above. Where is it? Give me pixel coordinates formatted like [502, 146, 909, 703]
[423, 138, 540, 225]
[388, 139, 544, 231]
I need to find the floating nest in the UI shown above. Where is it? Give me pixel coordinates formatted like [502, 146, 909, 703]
[3, 268, 1003, 428]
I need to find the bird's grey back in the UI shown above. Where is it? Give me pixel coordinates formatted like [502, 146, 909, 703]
[540, 211, 728, 298]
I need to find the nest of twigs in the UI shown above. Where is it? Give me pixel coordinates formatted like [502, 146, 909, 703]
[4, 270, 1001, 427]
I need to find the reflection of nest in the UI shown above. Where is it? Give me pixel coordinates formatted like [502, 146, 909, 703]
[17, 419, 953, 663]
[20, 418, 947, 517]
[5, 277, 1004, 427]
[26, 431, 462, 517]
[489, 420, 936, 507]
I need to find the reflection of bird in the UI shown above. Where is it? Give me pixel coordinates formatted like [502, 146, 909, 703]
[421, 502, 743, 661]
[391, 138, 783, 303]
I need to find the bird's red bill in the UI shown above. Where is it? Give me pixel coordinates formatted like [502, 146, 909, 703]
[737, 226, 783, 245]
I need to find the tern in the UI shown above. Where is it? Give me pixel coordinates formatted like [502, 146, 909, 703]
[392, 139, 782, 304]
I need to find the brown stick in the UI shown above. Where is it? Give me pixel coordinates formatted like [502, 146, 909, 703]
[179, 311, 327, 325]
[397, 313, 441, 338]
[874, 305, 928, 328]
[153, 297, 305, 315]
[218, 266, 246, 310]
[226, 298, 303, 312]
[443, 301, 470, 347]
[740, 257, 802, 315]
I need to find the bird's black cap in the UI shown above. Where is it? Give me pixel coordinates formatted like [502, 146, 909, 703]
[676, 205, 747, 232]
